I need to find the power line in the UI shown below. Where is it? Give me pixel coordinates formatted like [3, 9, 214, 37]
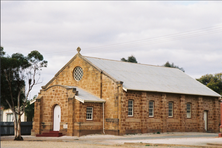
[85, 25, 222, 49]
[42, 24, 222, 54]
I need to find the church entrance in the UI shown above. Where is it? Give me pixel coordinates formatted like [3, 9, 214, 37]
[53, 105, 61, 131]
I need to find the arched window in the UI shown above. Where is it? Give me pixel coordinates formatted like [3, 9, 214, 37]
[187, 103, 191, 118]
[149, 101, 154, 117]
[168, 102, 173, 117]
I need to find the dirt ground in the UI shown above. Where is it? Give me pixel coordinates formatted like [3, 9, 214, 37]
[2, 141, 121, 148]
[1, 132, 222, 148]
[1, 141, 193, 148]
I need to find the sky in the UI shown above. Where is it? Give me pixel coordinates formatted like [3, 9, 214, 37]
[1, 1, 222, 100]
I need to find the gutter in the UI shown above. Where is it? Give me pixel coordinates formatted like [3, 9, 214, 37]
[75, 96, 106, 103]
[123, 88, 221, 98]
[123, 87, 127, 92]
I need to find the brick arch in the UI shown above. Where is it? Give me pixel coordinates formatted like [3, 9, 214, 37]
[47, 86, 67, 120]
[45, 84, 71, 91]
[51, 103, 63, 112]
[42, 85, 69, 131]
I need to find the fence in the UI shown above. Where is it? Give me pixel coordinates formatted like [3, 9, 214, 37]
[0, 122, 32, 135]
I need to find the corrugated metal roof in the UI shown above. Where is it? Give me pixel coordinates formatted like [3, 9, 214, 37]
[74, 87, 105, 103]
[44, 85, 105, 103]
[85, 56, 221, 97]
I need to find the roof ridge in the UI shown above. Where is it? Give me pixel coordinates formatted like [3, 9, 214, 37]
[83, 55, 179, 70]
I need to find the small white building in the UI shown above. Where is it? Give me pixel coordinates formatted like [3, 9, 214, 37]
[1, 108, 27, 122]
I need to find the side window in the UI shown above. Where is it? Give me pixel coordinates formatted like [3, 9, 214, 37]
[128, 100, 133, 116]
[86, 107, 93, 120]
[149, 101, 154, 117]
[7, 113, 13, 122]
[187, 103, 191, 118]
[168, 102, 173, 117]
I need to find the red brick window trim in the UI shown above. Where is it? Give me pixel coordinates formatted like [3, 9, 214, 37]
[149, 101, 154, 117]
[168, 102, 173, 117]
[128, 100, 133, 117]
[187, 103, 191, 118]
[86, 107, 93, 120]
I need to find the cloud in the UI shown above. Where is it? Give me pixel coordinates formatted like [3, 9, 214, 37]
[1, 1, 222, 99]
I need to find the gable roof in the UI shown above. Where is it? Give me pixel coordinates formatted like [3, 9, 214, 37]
[84, 56, 221, 97]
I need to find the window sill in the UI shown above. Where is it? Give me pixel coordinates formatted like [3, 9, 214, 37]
[86, 119, 93, 121]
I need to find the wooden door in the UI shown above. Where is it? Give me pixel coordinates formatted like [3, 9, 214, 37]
[53, 105, 61, 131]
[204, 111, 208, 131]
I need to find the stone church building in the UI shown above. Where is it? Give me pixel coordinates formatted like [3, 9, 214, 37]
[32, 47, 221, 136]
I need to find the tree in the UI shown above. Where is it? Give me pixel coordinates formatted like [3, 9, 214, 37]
[197, 73, 222, 95]
[25, 101, 34, 122]
[25, 95, 37, 122]
[121, 55, 138, 63]
[1, 48, 25, 110]
[1, 47, 47, 140]
[0, 46, 5, 56]
[163, 61, 185, 72]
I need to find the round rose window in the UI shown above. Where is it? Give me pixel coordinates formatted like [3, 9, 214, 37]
[73, 66, 83, 81]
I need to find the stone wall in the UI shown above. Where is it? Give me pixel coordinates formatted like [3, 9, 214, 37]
[166, 94, 181, 132]
[120, 90, 220, 135]
[32, 86, 75, 135]
[185, 95, 199, 132]
[122, 91, 142, 134]
[203, 97, 220, 132]
[147, 92, 163, 133]
[74, 101, 103, 136]
[47, 55, 102, 98]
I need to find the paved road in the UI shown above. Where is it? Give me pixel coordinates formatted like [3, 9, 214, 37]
[111, 133, 218, 140]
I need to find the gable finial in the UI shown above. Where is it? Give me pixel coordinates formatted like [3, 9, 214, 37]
[77, 47, 81, 53]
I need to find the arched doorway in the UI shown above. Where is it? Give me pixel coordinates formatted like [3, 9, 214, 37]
[53, 105, 61, 131]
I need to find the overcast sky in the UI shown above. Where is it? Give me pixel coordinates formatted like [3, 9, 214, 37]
[1, 1, 222, 99]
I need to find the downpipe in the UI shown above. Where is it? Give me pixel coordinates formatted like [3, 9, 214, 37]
[103, 102, 105, 134]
